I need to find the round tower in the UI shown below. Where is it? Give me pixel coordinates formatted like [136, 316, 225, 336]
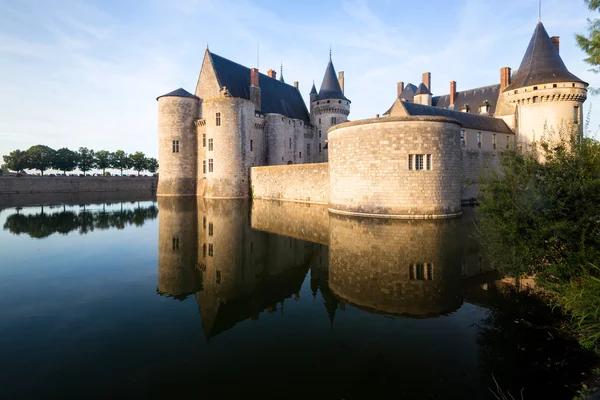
[157, 88, 199, 195]
[501, 22, 588, 148]
[310, 56, 351, 162]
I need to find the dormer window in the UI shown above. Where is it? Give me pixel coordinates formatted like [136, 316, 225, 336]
[461, 104, 470, 113]
[479, 101, 490, 115]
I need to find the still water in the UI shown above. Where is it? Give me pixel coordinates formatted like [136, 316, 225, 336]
[0, 194, 593, 399]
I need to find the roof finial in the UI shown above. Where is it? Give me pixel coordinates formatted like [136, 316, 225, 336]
[280, 62, 283, 77]
[329, 46, 332, 61]
[206, 43, 209, 50]
[539, 0, 542, 22]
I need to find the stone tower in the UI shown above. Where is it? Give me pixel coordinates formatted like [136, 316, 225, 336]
[156, 88, 199, 195]
[310, 55, 351, 162]
[497, 22, 587, 148]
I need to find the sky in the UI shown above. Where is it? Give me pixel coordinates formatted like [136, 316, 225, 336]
[1, 0, 599, 165]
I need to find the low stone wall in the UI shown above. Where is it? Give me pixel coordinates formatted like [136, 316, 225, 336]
[250, 163, 329, 204]
[0, 176, 157, 195]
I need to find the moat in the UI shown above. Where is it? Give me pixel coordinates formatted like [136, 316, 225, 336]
[0, 195, 594, 399]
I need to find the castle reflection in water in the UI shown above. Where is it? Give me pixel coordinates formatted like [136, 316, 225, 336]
[158, 198, 507, 340]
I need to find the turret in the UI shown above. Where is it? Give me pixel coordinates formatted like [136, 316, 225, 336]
[414, 72, 432, 106]
[500, 22, 588, 147]
[156, 88, 199, 195]
[310, 54, 351, 162]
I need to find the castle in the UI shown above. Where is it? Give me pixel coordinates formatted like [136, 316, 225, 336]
[157, 21, 587, 219]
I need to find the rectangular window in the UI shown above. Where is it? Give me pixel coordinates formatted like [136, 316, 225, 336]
[172, 140, 179, 153]
[208, 158, 214, 172]
[461, 130, 465, 147]
[208, 243, 214, 257]
[416, 263, 425, 280]
[492, 134, 497, 150]
[299, 151, 302, 158]
[216, 270, 221, 284]
[215, 112, 221, 126]
[319, 143, 322, 153]
[203, 216, 206, 229]
[172, 237, 179, 250]
[415, 154, 424, 170]
[203, 243, 206, 257]
[307, 144, 311, 157]
[203, 134, 206, 147]
[318, 130, 322, 138]
[319, 118, 321, 124]
[477, 132, 482, 149]
[426, 154, 431, 170]
[289, 138, 292, 148]
[250, 139, 253, 152]
[408, 154, 413, 170]
[331, 117, 336, 124]
[574, 106, 580, 124]
[203, 160, 206, 174]
[208, 138, 213, 151]
[426, 263, 433, 280]
[208, 222, 213, 236]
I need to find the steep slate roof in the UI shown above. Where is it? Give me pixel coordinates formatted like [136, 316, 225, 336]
[156, 87, 198, 101]
[433, 84, 501, 116]
[414, 83, 431, 95]
[309, 81, 318, 95]
[208, 51, 310, 122]
[383, 83, 418, 115]
[318, 60, 349, 101]
[402, 102, 514, 134]
[504, 22, 586, 91]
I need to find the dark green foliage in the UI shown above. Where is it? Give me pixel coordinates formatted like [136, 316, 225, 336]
[2, 149, 29, 172]
[77, 147, 95, 175]
[577, 0, 600, 91]
[477, 125, 600, 345]
[146, 157, 158, 174]
[26, 145, 56, 175]
[110, 150, 129, 175]
[95, 150, 111, 174]
[53, 148, 78, 174]
[129, 151, 146, 176]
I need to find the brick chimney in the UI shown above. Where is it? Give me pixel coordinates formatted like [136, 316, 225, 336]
[422, 72, 431, 91]
[500, 67, 512, 91]
[267, 69, 277, 79]
[250, 68, 261, 111]
[293, 81, 299, 90]
[551, 36, 560, 54]
[397, 81, 404, 97]
[338, 71, 345, 94]
[450, 81, 457, 107]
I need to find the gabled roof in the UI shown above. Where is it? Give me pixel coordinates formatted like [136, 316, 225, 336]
[383, 83, 418, 115]
[415, 83, 431, 95]
[401, 102, 514, 134]
[156, 87, 198, 101]
[207, 51, 310, 122]
[318, 59, 349, 101]
[505, 22, 586, 91]
[433, 84, 501, 116]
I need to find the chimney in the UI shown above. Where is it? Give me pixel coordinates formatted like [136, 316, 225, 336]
[422, 72, 431, 91]
[450, 81, 457, 107]
[500, 67, 512, 91]
[250, 68, 261, 111]
[267, 69, 277, 79]
[397, 81, 404, 97]
[293, 81, 299, 90]
[551, 36, 560, 54]
[375, 114, 380, 118]
[338, 71, 345, 94]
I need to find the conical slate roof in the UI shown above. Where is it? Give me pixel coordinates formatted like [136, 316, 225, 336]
[309, 81, 317, 95]
[415, 82, 431, 95]
[504, 22, 586, 91]
[318, 60, 349, 101]
[156, 87, 198, 101]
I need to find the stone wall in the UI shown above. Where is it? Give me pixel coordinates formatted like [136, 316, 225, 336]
[328, 116, 462, 218]
[461, 148, 500, 202]
[0, 176, 156, 195]
[250, 162, 329, 204]
[0, 190, 155, 211]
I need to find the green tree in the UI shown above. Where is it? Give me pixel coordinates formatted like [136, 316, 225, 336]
[577, 1, 600, 81]
[129, 152, 147, 176]
[26, 145, 56, 175]
[53, 148, 78, 175]
[110, 150, 129, 175]
[78, 147, 95, 176]
[146, 157, 158, 174]
[95, 150, 111, 174]
[2, 149, 29, 172]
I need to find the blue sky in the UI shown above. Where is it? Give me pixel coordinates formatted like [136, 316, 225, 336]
[0, 0, 598, 165]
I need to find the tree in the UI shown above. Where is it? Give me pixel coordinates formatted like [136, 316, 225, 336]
[78, 147, 95, 176]
[26, 145, 56, 175]
[577, 1, 600, 77]
[53, 148, 78, 175]
[2, 149, 29, 172]
[110, 150, 129, 175]
[95, 150, 111, 174]
[129, 152, 147, 176]
[146, 157, 158, 174]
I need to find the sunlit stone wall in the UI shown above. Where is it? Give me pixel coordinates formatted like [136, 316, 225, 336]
[0, 176, 156, 195]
